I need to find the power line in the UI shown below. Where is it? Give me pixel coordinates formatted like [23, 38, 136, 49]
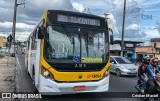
[72, 0, 158, 14]
[107, 0, 154, 13]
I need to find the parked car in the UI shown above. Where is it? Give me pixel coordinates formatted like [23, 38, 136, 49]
[110, 56, 138, 76]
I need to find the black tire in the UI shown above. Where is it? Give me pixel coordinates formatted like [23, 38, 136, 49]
[32, 67, 39, 93]
[116, 69, 121, 77]
[34, 87, 39, 93]
[26, 61, 29, 75]
[32, 66, 35, 84]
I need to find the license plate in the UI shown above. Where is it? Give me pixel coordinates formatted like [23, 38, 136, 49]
[73, 86, 85, 91]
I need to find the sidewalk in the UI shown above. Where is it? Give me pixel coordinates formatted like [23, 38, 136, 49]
[0, 56, 16, 101]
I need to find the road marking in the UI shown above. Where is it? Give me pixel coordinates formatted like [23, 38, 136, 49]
[15, 55, 38, 101]
[15, 55, 20, 92]
[16, 55, 24, 92]
[16, 56, 22, 68]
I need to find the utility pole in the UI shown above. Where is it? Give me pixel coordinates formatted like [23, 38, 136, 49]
[12, 0, 17, 45]
[121, 0, 126, 57]
[12, 0, 25, 54]
[155, 37, 157, 57]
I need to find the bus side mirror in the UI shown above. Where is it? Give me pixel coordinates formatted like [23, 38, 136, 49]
[109, 28, 114, 45]
[111, 62, 115, 64]
[37, 27, 44, 39]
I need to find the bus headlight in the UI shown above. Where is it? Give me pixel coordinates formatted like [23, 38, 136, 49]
[103, 70, 109, 78]
[42, 66, 54, 80]
[43, 71, 49, 77]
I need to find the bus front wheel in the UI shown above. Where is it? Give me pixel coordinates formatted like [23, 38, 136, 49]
[32, 66, 35, 85]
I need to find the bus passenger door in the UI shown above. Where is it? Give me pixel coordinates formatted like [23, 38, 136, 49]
[35, 39, 41, 86]
[28, 37, 32, 75]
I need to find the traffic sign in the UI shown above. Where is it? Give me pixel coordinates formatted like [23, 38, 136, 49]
[7, 34, 13, 43]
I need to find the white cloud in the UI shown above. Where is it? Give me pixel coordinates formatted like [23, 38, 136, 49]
[0, 34, 5, 37]
[110, 0, 124, 10]
[100, 13, 119, 34]
[16, 23, 35, 29]
[107, 13, 119, 34]
[126, 24, 141, 30]
[72, 2, 85, 12]
[0, 32, 9, 38]
[0, 22, 12, 28]
[144, 29, 160, 38]
[29, 0, 73, 11]
[15, 31, 31, 41]
[0, 21, 35, 30]
[0, 31, 31, 41]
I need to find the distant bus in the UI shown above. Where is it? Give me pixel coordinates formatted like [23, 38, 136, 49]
[22, 47, 26, 54]
[25, 10, 110, 95]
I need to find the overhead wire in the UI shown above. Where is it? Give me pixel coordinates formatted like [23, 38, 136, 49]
[72, 0, 159, 14]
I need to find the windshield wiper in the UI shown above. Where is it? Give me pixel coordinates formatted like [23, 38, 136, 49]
[61, 25, 75, 56]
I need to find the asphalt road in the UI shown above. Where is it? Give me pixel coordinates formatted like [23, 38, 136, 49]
[15, 54, 141, 101]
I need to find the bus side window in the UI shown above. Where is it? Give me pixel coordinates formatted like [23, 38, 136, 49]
[36, 20, 44, 39]
[27, 39, 30, 50]
[35, 28, 38, 39]
[31, 35, 34, 50]
[31, 31, 37, 50]
[34, 30, 38, 50]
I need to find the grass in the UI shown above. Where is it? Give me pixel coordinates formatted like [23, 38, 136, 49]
[0, 53, 5, 59]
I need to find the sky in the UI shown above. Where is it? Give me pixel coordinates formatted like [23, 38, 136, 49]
[0, 0, 160, 44]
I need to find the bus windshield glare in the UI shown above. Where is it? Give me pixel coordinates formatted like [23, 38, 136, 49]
[45, 25, 108, 63]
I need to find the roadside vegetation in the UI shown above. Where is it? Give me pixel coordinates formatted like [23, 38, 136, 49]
[0, 53, 5, 59]
[0, 47, 7, 59]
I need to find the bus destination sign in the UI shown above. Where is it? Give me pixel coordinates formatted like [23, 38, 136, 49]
[57, 14, 100, 26]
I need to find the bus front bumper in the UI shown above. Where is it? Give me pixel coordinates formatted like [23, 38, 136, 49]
[38, 74, 109, 95]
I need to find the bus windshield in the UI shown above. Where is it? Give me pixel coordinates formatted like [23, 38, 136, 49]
[44, 25, 108, 63]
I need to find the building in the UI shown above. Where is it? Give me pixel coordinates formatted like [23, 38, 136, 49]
[113, 40, 144, 62]
[110, 44, 121, 56]
[150, 38, 160, 59]
[0, 36, 4, 47]
[150, 38, 160, 53]
[135, 46, 156, 61]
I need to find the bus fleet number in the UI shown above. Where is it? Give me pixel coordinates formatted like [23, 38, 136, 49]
[92, 74, 101, 78]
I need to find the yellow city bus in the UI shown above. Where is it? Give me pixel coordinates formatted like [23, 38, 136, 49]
[25, 10, 111, 95]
